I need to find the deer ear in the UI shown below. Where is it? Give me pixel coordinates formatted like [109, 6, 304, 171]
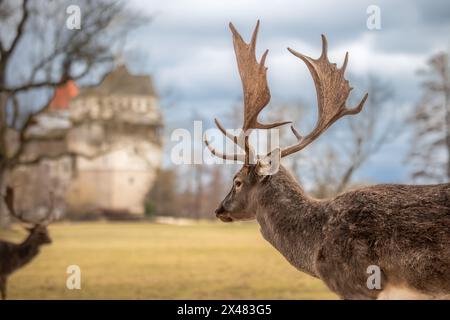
[255, 148, 281, 176]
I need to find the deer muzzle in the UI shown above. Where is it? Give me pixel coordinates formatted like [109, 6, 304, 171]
[215, 205, 233, 222]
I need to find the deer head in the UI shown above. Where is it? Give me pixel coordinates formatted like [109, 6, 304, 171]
[3, 186, 55, 245]
[205, 21, 368, 222]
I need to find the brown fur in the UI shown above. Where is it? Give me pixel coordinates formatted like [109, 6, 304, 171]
[0, 225, 52, 299]
[216, 165, 450, 300]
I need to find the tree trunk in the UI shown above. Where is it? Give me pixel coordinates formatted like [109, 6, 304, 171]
[194, 165, 204, 219]
[0, 164, 8, 226]
[0, 57, 9, 225]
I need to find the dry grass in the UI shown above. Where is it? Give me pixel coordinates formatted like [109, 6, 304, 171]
[0, 221, 336, 299]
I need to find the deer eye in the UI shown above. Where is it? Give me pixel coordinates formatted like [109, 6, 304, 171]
[234, 180, 242, 188]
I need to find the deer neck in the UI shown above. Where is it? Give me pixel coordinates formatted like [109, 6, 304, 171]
[15, 234, 41, 269]
[254, 166, 328, 278]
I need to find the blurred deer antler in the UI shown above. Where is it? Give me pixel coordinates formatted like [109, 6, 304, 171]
[3, 186, 56, 226]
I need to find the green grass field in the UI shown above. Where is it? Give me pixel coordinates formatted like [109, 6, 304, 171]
[0, 221, 336, 299]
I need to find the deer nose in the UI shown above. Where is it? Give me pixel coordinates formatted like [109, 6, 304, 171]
[215, 205, 226, 215]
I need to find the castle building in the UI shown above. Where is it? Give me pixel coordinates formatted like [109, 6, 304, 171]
[11, 65, 163, 217]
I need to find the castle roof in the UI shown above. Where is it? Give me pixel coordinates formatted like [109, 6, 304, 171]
[50, 80, 79, 110]
[79, 65, 156, 97]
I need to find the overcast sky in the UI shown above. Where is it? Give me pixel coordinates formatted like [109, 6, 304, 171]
[125, 0, 450, 183]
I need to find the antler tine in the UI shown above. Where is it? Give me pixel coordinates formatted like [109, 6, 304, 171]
[341, 52, 349, 73]
[281, 35, 368, 158]
[214, 118, 239, 144]
[204, 134, 246, 162]
[3, 186, 34, 224]
[319, 34, 328, 60]
[214, 118, 257, 163]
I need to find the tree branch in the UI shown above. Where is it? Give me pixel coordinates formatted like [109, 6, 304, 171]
[1, 55, 112, 93]
[5, 0, 29, 57]
[8, 55, 112, 164]
[11, 93, 19, 128]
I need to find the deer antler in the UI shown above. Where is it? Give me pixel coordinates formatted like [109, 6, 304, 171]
[3, 186, 33, 224]
[205, 21, 290, 164]
[205, 24, 367, 164]
[280, 35, 368, 158]
[3, 186, 56, 226]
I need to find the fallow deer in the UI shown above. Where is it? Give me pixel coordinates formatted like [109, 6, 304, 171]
[205, 21, 450, 300]
[0, 187, 55, 300]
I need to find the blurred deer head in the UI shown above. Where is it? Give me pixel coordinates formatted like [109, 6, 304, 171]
[0, 186, 56, 300]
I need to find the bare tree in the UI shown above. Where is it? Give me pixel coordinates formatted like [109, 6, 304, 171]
[146, 168, 180, 217]
[173, 165, 227, 219]
[408, 52, 450, 183]
[0, 0, 147, 216]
